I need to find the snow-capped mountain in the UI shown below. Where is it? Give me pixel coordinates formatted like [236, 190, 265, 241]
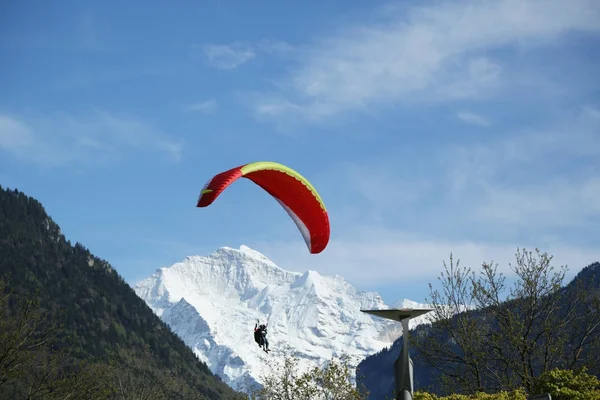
[134, 245, 432, 391]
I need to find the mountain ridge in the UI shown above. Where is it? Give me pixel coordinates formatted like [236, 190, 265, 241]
[134, 245, 433, 391]
[0, 185, 241, 399]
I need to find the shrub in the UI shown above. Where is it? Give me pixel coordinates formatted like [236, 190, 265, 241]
[532, 368, 600, 400]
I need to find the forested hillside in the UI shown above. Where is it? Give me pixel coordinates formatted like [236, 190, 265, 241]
[0, 185, 243, 399]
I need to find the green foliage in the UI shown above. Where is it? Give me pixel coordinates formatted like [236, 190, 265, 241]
[0, 186, 243, 399]
[411, 368, 600, 400]
[532, 368, 600, 400]
[243, 353, 368, 400]
[413, 388, 527, 399]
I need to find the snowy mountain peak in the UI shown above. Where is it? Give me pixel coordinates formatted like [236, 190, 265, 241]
[134, 245, 428, 391]
[216, 244, 276, 264]
[291, 269, 322, 289]
[392, 298, 432, 310]
[135, 246, 303, 312]
[238, 244, 274, 262]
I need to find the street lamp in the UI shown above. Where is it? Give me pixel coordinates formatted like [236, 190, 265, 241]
[361, 308, 433, 400]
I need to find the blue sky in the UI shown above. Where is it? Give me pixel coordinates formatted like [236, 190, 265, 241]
[1, 0, 599, 305]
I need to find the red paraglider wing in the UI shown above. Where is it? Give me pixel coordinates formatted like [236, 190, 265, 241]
[197, 161, 329, 254]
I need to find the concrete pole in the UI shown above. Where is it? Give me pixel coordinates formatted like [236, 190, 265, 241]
[394, 318, 413, 400]
[360, 308, 433, 400]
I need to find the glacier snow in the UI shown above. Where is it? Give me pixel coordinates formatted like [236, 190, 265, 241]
[134, 245, 432, 391]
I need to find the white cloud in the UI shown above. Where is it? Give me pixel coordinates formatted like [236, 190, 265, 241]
[448, 106, 600, 174]
[195, 39, 295, 71]
[288, 105, 600, 236]
[246, 105, 600, 286]
[456, 110, 491, 127]
[439, 107, 600, 230]
[474, 177, 600, 229]
[0, 115, 34, 151]
[187, 99, 217, 113]
[309, 161, 433, 225]
[200, 43, 255, 69]
[256, 39, 295, 55]
[0, 110, 183, 166]
[247, 0, 600, 123]
[253, 228, 598, 288]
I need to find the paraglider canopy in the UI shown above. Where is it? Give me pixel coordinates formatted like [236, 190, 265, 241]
[197, 161, 330, 254]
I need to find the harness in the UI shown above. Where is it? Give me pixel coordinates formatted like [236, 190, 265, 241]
[253, 327, 261, 344]
[254, 324, 267, 345]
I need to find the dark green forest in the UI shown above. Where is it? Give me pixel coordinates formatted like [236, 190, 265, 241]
[0, 185, 244, 399]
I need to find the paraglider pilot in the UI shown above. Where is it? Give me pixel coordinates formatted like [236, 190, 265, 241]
[254, 320, 270, 352]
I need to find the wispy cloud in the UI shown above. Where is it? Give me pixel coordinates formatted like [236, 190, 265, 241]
[254, 230, 598, 288]
[436, 106, 600, 231]
[0, 110, 183, 167]
[474, 177, 600, 228]
[187, 99, 217, 113]
[456, 110, 491, 127]
[0, 115, 35, 152]
[195, 39, 295, 70]
[311, 161, 433, 224]
[255, 39, 296, 56]
[446, 106, 600, 186]
[249, 105, 600, 286]
[252, 185, 599, 288]
[246, 0, 600, 124]
[200, 43, 256, 69]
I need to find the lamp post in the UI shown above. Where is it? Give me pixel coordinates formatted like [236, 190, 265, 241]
[361, 308, 433, 400]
